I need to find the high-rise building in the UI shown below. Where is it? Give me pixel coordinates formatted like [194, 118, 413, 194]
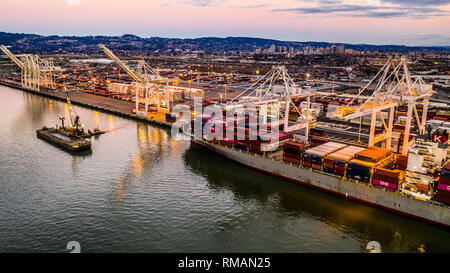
[303, 46, 312, 55]
[338, 45, 345, 54]
[331, 45, 337, 54]
[278, 46, 287, 53]
[268, 44, 276, 54]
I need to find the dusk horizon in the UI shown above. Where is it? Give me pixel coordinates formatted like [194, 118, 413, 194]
[2, 30, 450, 48]
[1, 0, 449, 46]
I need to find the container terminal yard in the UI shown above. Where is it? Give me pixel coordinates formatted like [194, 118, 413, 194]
[1, 44, 450, 231]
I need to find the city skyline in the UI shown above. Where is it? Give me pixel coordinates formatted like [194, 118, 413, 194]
[0, 0, 449, 46]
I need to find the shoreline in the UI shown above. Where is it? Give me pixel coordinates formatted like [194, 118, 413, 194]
[0, 79, 173, 128]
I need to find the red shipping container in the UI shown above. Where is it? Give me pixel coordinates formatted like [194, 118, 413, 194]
[284, 152, 300, 160]
[438, 182, 450, 192]
[284, 157, 300, 164]
[234, 140, 248, 147]
[302, 158, 312, 167]
[334, 165, 345, 176]
[439, 176, 450, 186]
[373, 179, 398, 190]
[435, 189, 450, 205]
[284, 141, 305, 151]
[220, 138, 233, 146]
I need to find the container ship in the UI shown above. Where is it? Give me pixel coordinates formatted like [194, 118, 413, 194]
[191, 135, 450, 227]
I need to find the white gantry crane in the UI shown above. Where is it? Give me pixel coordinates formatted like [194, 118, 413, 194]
[332, 57, 433, 155]
[0, 45, 61, 91]
[225, 65, 317, 142]
[98, 44, 164, 117]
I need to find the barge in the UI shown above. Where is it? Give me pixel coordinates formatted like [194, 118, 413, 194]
[36, 127, 92, 152]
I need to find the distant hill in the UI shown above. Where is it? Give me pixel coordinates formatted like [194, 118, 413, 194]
[0, 32, 447, 54]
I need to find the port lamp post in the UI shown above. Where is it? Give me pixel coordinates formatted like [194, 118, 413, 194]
[92, 77, 97, 94]
[106, 79, 111, 97]
[224, 84, 227, 102]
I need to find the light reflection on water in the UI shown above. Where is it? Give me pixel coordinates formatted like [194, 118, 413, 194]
[0, 85, 449, 253]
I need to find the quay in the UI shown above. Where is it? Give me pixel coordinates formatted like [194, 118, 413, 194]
[0, 79, 173, 128]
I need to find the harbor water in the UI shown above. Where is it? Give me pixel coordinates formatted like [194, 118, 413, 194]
[0, 85, 449, 253]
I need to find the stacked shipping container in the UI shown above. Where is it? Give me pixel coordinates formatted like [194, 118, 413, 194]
[396, 154, 408, 171]
[436, 161, 450, 205]
[347, 147, 393, 183]
[373, 167, 404, 190]
[323, 146, 365, 176]
[283, 141, 305, 164]
[310, 137, 328, 147]
[303, 142, 348, 170]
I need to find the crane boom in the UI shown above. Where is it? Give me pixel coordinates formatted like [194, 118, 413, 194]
[97, 44, 143, 84]
[1, 45, 61, 90]
[0, 45, 27, 70]
[98, 44, 169, 116]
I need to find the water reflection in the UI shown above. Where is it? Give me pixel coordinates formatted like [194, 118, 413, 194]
[110, 123, 169, 203]
[93, 111, 101, 128]
[12, 93, 54, 131]
[183, 144, 450, 252]
[108, 114, 115, 134]
[70, 150, 92, 179]
[48, 100, 54, 114]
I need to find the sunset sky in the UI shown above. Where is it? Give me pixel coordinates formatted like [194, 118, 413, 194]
[1, 0, 449, 46]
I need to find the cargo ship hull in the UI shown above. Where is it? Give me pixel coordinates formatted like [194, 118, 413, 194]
[192, 140, 450, 228]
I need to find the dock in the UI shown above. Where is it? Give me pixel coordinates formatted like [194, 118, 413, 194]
[0, 79, 172, 128]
